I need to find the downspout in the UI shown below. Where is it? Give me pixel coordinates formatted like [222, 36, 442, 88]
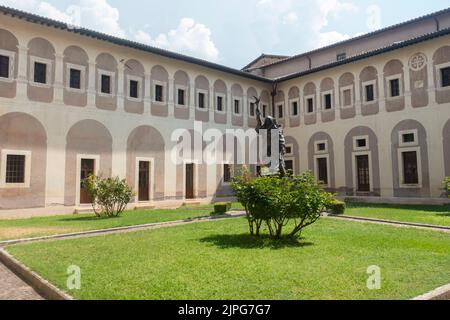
[307, 55, 312, 69]
[434, 17, 440, 31]
[271, 81, 278, 117]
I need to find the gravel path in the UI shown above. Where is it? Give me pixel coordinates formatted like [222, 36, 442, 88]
[0, 262, 43, 300]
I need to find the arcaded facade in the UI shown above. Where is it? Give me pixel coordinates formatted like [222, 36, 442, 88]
[0, 6, 450, 216]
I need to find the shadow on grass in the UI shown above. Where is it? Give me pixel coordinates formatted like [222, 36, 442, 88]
[58, 216, 121, 222]
[347, 203, 450, 214]
[200, 234, 314, 250]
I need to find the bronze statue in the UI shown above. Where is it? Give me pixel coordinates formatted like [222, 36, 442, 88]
[253, 96, 287, 177]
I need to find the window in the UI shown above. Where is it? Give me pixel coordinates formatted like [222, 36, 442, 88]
[177, 89, 185, 105]
[402, 151, 419, 185]
[5, 155, 25, 184]
[234, 99, 240, 114]
[317, 158, 328, 185]
[0, 55, 10, 78]
[441, 67, 450, 87]
[101, 74, 111, 94]
[249, 102, 255, 117]
[402, 133, 415, 144]
[365, 84, 375, 102]
[34, 62, 47, 84]
[323, 93, 332, 110]
[198, 92, 206, 109]
[216, 96, 223, 111]
[223, 164, 232, 183]
[69, 68, 81, 90]
[285, 160, 294, 172]
[129, 80, 139, 99]
[317, 143, 326, 152]
[390, 78, 400, 97]
[356, 139, 367, 148]
[262, 105, 268, 117]
[307, 98, 314, 113]
[285, 145, 293, 156]
[277, 104, 283, 119]
[342, 88, 352, 106]
[337, 53, 346, 61]
[291, 101, 299, 116]
[154, 85, 164, 102]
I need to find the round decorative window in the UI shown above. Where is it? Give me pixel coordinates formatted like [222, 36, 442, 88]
[409, 53, 427, 71]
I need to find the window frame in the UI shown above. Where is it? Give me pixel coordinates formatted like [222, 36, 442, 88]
[285, 143, 294, 156]
[340, 85, 354, 108]
[362, 80, 377, 104]
[398, 147, 422, 188]
[233, 97, 242, 116]
[175, 85, 188, 108]
[30, 56, 52, 88]
[97, 69, 115, 96]
[436, 62, 450, 90]
[0, 49, 15, 82]
[276, 102, 284, 120]
[353, 135, 369, 151]
[314, 155, 330, 188]
[65, 63, 86, 93]
[386, 74, 403, 100]
[215, 93, 226, 113]
[398, 129, 418, 147]
[321, 90, 334, 111]
[289, 98, 300, 117]
[126, 75, 143, 102]
[196, 89, 208, 111]
[152, 80, 167, 104]
[315, 140, 328, 154]
[249, 101, 256, 118]
[304, 94, 315, 114]
[0, 150, 32, 189]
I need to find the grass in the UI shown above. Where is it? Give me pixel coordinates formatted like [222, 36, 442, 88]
[345, 203, 450, 227]
[0, 203, 244, 241]
[7, 218, 450, 300]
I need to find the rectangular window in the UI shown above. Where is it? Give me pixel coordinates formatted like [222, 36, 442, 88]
[101, 74, 111, 94]
[441, 67, 450, 87]
[317, 158, 328, 185]
[390, 78, 400, 97]
[317, 143, 326, 152]
[249, 103, 255, 117]
[5, 155, 26, 184]
[402, 133, 415, 144]
[0, 55, 10, 78]
[365, 84, 375, 102]
[291, 101, 298, 116]
[277, 105, 283, 118]
[69, 68, 81, 89]
[285, 146, 292, 155]
[155, 85, 164, 102]
[234, 100, 240, 114]
[262, 105, 267, 117]
[343, 89, 352, 106]
[356, 138, 367, 148]
[307, 98, 314, 113]
[217, 96, 223, 111]
[198, 92, 205, 109]
[337, 53, 346, 61]
[177, 89, 185, 105]
[34, 62, 47, 84]
[402, 151, 419, 185]
[129, 80, 139, 98]
[223, 164, 232, 183]
[324, 94, 332, 110]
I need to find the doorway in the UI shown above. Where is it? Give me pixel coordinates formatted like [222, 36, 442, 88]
[356, 155, 370, 192]
[80, 158, 95, 204]
[185, 163, 195, 199]
[138, 161, 150, 202]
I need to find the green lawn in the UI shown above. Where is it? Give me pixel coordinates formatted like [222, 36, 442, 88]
[0, 203, 244, 241]
[345, 203, 450, 227]
[7, 218, 450, 300]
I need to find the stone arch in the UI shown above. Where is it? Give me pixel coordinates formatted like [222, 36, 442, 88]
[63, 46, 89, 107]
[443, 119, 450, 176]
[433, 46, 450, 104]
[391, 120, 430, 198]
[124, 59, 145, 114]
[173, 70, 190, 120]
[284, 136, 300, 175]
[0, 112, 47, 209]
[339, 72, 356, 119]
[151, 65, 169, 117]
[408, 52, 429, 108]
[303, 82, 317, 125]
[195, 75, 210, 122]
[359, 66, 379, 116]
[308, 132, 335, 190]
[214, 79, 227, 124]
[384, 59, 405, 112]
[247, 87, 258, 127]
[0, 29, 18, 99]
[95, 53, 118, 111]
[231, 84, 244, 126]
[344, 126, 380, 196]
[27, 37, 56, 103]
[288, 86, 300, 127]
[127, 126, 165, 202]
[319, 77, 335, 122]
[64, 120, 113, 205]
[274, 90, 286, 126]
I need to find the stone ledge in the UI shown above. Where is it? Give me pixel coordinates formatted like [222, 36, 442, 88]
[412, 283, 450, 300]
[0, 248, 73, 300]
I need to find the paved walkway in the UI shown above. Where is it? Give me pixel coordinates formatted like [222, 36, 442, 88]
[0, 262, 43, 300]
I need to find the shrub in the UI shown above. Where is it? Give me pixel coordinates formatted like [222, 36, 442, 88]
[83, 175, 134, 217]
[232, 169, 334, 239]
[327, 200, 346, 215]
[444, 177, 450, 198]
[213, 202, 232, 215]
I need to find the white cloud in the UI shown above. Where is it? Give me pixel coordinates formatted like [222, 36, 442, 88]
[135, 18, 219, 62]
[282, 12, 298, 25]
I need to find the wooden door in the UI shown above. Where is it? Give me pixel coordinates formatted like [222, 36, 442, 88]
[317, 158, 328, 185]
[138, 161, 150, 202]
[185, 164, 194, 199]
[80, 159, 95, 204]
[285, 160, 294, 173]
[356, 155, 370, 192]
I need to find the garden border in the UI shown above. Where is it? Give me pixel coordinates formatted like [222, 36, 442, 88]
[412, 284, 450, 300]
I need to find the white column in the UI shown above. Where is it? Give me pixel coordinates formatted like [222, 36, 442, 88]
[403, 63, 412, 108]
[117, 64, 125, 111]
[144, 72, 151, 114]
[111, 137, 127, 179]
[168, 77, 175, 117]
[45, 132, 66, 205]
[209, 85, 215, 120]
[354, 73, 362, 114]
[243, 94, 249, 127]
[427, 59, 437, 105]
[189, 81, 196, 121]
[87, 61, 96, 108]
[377, 67, 386, 113]
[227, 89, 232, 125]
[16, 45, 28, 99]
[54, 53, 64, 104]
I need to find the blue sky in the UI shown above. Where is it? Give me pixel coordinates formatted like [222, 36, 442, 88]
[1, 0, 449, 68]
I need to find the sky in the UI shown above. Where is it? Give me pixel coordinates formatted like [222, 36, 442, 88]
[0, 0, 449, 68]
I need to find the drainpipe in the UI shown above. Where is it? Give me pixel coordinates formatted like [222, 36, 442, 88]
[307, 55, 312, 69]
[271, 82, 278, 117]
[434, 17, 440, 31]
